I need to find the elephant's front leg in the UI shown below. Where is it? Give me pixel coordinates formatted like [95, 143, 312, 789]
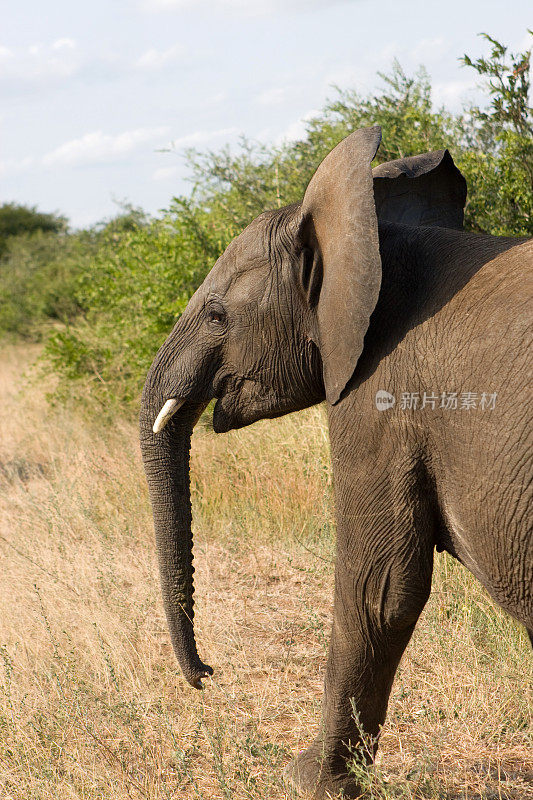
[286, 472, 435, 798]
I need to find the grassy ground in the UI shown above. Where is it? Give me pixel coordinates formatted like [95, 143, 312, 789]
[0, 343, 531, 799]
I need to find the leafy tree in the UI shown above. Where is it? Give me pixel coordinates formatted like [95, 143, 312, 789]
[459, 32, 532, 235]
[0, 230, 97, 338]
[462, 33, 532, 139]
[0, 203, 67, 257]
[96, 202, 150, 236]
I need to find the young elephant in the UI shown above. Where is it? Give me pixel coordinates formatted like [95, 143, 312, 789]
[140, 127, 532, 799]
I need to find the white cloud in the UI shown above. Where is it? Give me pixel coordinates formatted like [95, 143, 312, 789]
[52, 38, 76, 50]
[518, 30, 533, 50]
[166, 126, 239, 149]
[142, 0, 354, 14]
[3, 126, 239, 180]
[206, 90, 227, 105]
[255, 86, 289, 106]
[433, 78, 477, 110]
[276, 110, 319, 144]
[322, 64, 370, 91]
[136, 44, 185, 69]
[0, 39, 80, 82]
[42, 126, 171, 167]
[0, 156, 35, 176]
[153, 165, 179, 181]
[411, 37, 448, 63]
[152, 126, 240, 179]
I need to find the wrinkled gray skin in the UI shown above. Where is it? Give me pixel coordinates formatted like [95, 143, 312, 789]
[140, 127, 532, 799]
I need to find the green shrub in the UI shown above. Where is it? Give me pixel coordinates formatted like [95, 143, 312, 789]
[459, 34, 532, 236]
[0, 230, 96, 339]
[44, 205, 222, 409]
[0, 203, 66, 257]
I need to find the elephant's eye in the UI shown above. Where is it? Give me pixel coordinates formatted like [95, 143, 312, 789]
[207, 307, 226, 326]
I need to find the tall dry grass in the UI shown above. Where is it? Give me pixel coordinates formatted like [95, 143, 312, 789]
[0, 343, 531, 799]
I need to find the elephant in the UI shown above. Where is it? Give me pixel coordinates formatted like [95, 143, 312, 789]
[139, 126, 532, 799]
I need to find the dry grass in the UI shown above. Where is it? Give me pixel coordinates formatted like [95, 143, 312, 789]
[0, 342, 531, 800]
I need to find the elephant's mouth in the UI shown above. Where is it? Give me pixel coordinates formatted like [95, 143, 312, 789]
[213, 393, 265, 433]
[211, 372, 239, 432]
[213, 380, 297, 434]
[213, 377, 265, 432]
[212, 397, 234, 433]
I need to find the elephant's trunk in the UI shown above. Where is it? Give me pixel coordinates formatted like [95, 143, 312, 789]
[140, 380, 212, 689]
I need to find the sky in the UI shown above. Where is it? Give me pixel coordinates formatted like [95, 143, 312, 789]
[1, 0, 531, 228]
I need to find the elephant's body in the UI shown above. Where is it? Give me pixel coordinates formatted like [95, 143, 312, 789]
[290, 225, 532, 796]
[140, 128, 532, 799]
[344, 225, 531, 624]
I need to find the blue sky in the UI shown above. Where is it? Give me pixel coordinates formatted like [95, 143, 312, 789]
[1, 0, 531, 228]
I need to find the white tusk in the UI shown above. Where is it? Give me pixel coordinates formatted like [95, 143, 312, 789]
[153, 398, 185, 433]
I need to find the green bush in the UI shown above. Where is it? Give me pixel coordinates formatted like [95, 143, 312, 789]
[459, 34, 532, 236]
[0, 203, 67, 258]
[0, 230, 96, 339]
[44, 205, 222, 408]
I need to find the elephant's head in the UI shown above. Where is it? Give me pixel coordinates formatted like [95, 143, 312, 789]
[139, 126, 466, 689]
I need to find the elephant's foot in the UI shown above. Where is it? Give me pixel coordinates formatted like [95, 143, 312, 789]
[284, 740, 362, 799]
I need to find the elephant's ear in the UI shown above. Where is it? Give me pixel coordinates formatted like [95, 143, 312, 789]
[372, 149, 467, 229]
[299, 126, 382, 406]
